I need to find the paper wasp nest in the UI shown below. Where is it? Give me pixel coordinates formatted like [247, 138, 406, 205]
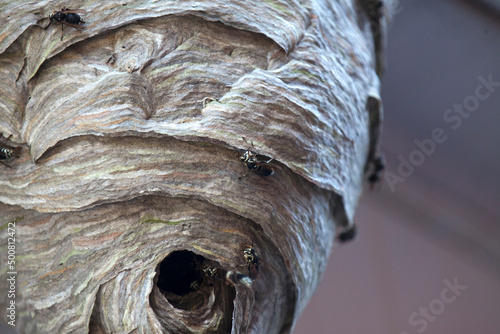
[0, 0, 389, 333]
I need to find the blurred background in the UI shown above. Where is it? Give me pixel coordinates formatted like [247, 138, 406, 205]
[294, 0, 500, 333]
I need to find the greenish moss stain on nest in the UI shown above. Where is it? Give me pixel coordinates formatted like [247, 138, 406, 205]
[0, 216, 24, 231]
[58, 248, 90, 265]
[262, 0, 292, 14]
[147, 62, 183, 77]
[14, 248, 57, 263]
[107, 164, 139, 175]
[290, 68, 325, 84]
[221, 101, 249, 109]
[154, 66, 208, 90]
[179, 67, 213, 79]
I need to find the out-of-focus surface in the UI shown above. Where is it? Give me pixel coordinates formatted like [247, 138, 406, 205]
[294, 0, 500, 333]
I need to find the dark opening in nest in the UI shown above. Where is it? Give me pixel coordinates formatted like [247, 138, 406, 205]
[156, 250, 206, 296]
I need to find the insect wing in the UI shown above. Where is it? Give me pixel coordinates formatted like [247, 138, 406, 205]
[59, 21, 85, 30]
[226, 271, 252, 288]
[254, 154, 274, 176]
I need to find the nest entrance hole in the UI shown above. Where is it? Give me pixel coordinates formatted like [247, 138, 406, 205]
[156, 250, 205, 297]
